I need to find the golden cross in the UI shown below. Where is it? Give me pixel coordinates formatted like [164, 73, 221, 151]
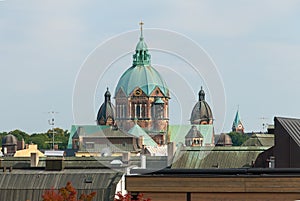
[139, 21, 144, 34]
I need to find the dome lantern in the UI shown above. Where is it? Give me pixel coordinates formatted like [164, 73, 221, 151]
[104, 87, 111, 102]
[198, 86, 205, 101]
[132, 21, 151, 66]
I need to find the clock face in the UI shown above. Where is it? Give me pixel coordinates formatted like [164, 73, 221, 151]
[238, 124, 243, 129]
[134, 89, 142, 96]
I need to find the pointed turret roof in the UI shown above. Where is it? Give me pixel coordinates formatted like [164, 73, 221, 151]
[232, 109, 244, 132]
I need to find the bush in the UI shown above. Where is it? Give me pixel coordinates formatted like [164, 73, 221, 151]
[42, 181, 96, 201]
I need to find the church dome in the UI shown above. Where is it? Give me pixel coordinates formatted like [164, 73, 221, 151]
[190, 87, 213, 124]
[2, 134, 17, 145]
[115, 23, 169, 97]
[216, 133, 232, 146]
[115, 66, 169, 97]
[97, 88, 115, 126]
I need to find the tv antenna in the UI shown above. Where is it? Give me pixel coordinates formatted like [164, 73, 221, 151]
[260, 117, 269, 133]
[48, 111, 59, 150]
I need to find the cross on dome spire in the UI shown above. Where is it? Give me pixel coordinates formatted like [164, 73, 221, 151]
[139, 21, 144, 39]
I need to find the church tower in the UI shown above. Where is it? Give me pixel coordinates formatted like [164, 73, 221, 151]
[114, 22, 170, 145]
[232, 109, 244, 133]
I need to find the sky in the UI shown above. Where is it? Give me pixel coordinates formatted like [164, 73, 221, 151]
[1, 0, 300, 134]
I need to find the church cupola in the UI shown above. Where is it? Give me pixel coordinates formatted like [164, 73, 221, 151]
[97, 88, 115, 126]
[190, 86, 213, 125]
[114, 22, 170, 145]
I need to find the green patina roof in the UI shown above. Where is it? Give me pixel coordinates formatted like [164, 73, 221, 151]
[115, 65, 169, 97]
[242, 134, 274, 147]
[115, 23, 169, 97]
[171, 146, 270, 169]
[128, 124, 157, 147]
[233, 109, 242, 128]
[169, 124, 214, 146]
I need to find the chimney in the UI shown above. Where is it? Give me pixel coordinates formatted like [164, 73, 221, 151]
[167, 142, 176, 166]
[122, 152, 131, 164]
[268, 156, 275, 168]
[140, 155, 146, 169]
[138, 136, 144, 149]
[30, 153, 39, 167]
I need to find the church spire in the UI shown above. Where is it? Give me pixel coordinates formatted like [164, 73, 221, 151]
[232, 108, 244, 133]
[133, 21, 151, 66]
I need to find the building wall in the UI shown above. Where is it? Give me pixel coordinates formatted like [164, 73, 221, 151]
[126, 175, 300, 201]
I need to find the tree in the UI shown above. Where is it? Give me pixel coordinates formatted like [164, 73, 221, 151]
[42, 181, 96, 201]
[8, 129, 30, 142]
[228, 131, 249, 146]
[46, 128, 70, 149]
[0, 128, 70, 150]
[114, 192, 151, 201]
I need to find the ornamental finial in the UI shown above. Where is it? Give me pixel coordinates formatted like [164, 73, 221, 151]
[139, 21, 144, 39]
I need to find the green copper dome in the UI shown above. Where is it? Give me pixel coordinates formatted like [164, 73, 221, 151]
[115, 22, 169, 97]
[115, 65, 169, 97]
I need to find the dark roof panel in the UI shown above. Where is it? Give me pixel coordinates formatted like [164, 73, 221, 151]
[275, 117, 300, 146]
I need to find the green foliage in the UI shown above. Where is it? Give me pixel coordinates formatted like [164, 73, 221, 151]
[0, 128, 70, 150]
[8, 129, 30, 141]
[228, 131, 249, 146]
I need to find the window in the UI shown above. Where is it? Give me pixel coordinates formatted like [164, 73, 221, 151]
[136, 104, 140, 118]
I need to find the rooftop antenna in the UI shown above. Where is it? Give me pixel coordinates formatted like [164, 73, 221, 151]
[260, 117, 268, 133]
[48, 111, 58, 150]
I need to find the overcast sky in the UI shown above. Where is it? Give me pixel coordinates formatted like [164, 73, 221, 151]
[1, 1, 300, 133]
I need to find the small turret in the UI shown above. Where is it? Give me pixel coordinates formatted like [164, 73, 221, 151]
[97, 88, 115, 126]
